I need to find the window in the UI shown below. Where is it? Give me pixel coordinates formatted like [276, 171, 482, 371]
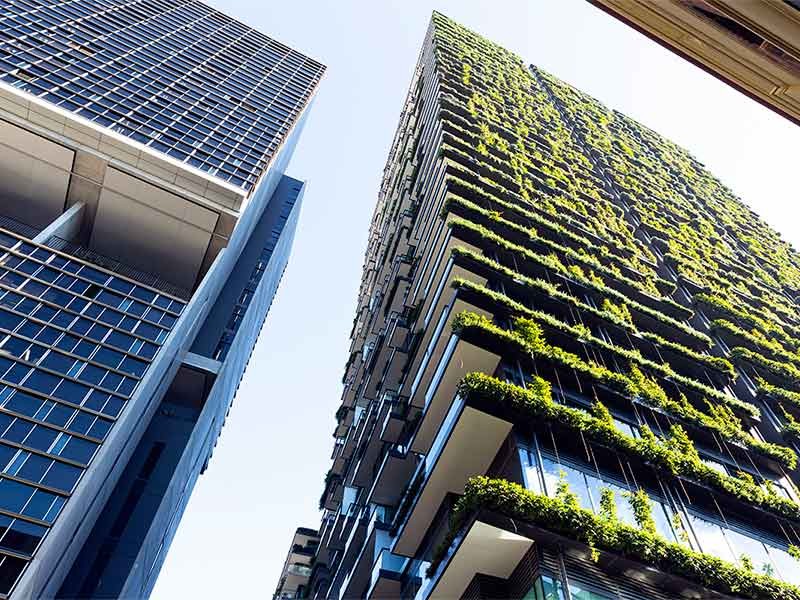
[0, 517, 46, 556]
[524, 575, 613, 600]
[521, 447, 679, 543]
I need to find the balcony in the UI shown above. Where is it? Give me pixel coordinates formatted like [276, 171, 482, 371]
[379, 394, 408, 444]
[421, 501, 756, 600]
[417, 515, 532, 600]
[348, 405, 391, 489]
[367, 444, 418, 507]
[366, 549, 405, 599]
[416, 224, 486, 333]
[338, 505, 392, 600]
[393, 392, 511, 557]
[409, 332, 501, 455]
[407, 292, 497, 413]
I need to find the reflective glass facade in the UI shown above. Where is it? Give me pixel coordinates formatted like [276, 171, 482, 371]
[0, 0, 323, 596]
[0, 0, 324, 190]
[0, 228, 183, 594]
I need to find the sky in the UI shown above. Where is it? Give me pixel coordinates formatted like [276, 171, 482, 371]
[152, 1, 800, 597]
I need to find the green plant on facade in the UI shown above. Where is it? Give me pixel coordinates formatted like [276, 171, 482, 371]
[450, 367, 800, 520]
[415, 12, 800, 599]
[428, 477, 800, 600]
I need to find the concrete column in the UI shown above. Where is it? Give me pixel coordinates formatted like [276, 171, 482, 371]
[33, 201, 86, 244]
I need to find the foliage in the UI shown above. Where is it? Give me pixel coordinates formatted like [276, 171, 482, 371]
[428, 476, 800, 600]
[455, 371, 800, 521]
[452, 302, 791, 465]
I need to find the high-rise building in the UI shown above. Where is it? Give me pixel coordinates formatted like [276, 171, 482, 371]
[273, 527, 319, 600]
[0, 1, 324, 597]
[299, 12, 800, 600]
[589, 0, 800, 126]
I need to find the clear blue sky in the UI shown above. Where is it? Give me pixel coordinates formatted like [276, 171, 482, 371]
[152, 1, 800, 597]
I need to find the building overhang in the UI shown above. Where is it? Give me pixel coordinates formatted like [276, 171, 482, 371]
[410, 333, 501, 454]
[0, 81, 250, 292]
[393, 398, 511, 557]
[588, 0, 800, 126]
[407, 291, 495, 412]
[425, 518, 532, 600]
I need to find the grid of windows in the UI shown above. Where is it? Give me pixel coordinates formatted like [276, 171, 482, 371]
[0, 0, 324, 191]
[0, 228, 184, 595]
[519, 446, 800, 587]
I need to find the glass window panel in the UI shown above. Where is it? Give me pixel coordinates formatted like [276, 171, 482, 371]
[520, 449, 543, 494]
[766, 545, 800, 586]
[689, 514, 737, 563]
[59, 437, 96, 464]
[32, 306, 56, 322]
[102, 396, 124, 418]
[651, 500, 677, 543]
[569, 583, 613, 600]
[87, 418, 111, 440]
[5, 452, 27, 477]
[98, 309, 123, 327]
[1, 518, 46, 555]
[17, 453, 50, 484]
[540, 456, 562, 498]
[24, 425, 59, 453]
[134, 322, 159, 341]
[119, 316, 138, 332]
[41, 461, 80, 493]
[67, 412, 94, 436]
[0, 478, 35, 513]
[55, 334, 80, 353]
[21, 489, 58, 521]
[106, 331, 134, 351]
[97, 291, 123, 307]
[5, 363, 29, 384]
[86, 323, 109, 342]
[72, 340, 95, 359]
[41, 352, 75, 374]
[119, 356, 146, 378]
[5, 391, 43, 417]
[24, 370, 60, 395]
[725, 526, 775, 576]
[4, 420, 34, 443]
[77, 365, 105, 386]
[130, 287, 155, 303]
[138, 342, 157, 360]
[527, 575, 566, 600]
[35, 327, 60, 345]
[52, 380, 90, 405]
[101, 372, 122, 392]
[93, 347, 123, 369]
[108, 278, 133, 295]
[0, 445, 17, 471]
[33, 401, 54, 421]
[43, 495, 65, 523]
[51, 311, 75, 328]
[0, 555, 27, 595]
[0, 312, 23, 332]
[0, 516, 11, 543]
[17, 322, 42, 339]
[43, 404, 72, 428]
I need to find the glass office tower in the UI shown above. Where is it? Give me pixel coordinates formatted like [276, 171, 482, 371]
[296, 12, 800, 600]
[0, 1, 324, 597]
